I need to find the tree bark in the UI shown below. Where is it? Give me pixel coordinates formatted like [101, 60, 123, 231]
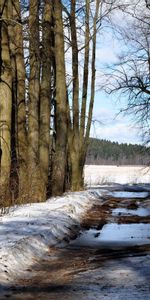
[51, 0, 67, 196]
[85, 0, 100, 142]
[7, 0, 18, 203]
[70, 0, 79, 133]
[68, 0, 100, 191]
[39, 0, 52, 199]
[0, 0, 12, 203]
[80, 0, 90, 143]
[68, 0, 81, 191]
[78, 0, 100, 182]
[9, 0, 28, 201]
[28, 0, 42, 201]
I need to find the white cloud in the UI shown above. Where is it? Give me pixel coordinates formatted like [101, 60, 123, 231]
[96, 46, 118, 65]
[90, 110, 142, 144]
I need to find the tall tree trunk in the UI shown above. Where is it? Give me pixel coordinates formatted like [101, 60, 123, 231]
[28, 0, 42, 201]
[77, 0, 100, 187]
[80, 0, 90, 143]
[68, 0, 81, 191]
[39, 0, 52, 199]
[79, 0, 100, 183]
[0, 0, 12, 203]
[51, 0, 67, 196]
[85, 0, 100, 143]
[14, 0, 28, 201]
[68, 0, 100, 191]
[70, 0, 79, 133]
[8, 0, 28, 202]
[8, 0, 18, 202]
[78, 0, 90, 188]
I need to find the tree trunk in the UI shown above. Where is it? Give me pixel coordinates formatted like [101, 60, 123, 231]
[68, 0, 100, 191]
[85, 0, 100, 142]
[9, 0, 28, 202]
[51, 0, 67, 196]
[70, 150, 84, 191]
[80, 0, 90, 143]
[28, 0, 42, 201]
[8, 0, 18, 203]
[14, 0, 28, 201]
[39, 0, 52, 199]
[0, 0, 12, 203]
[79, 0, 100, 185]
[68, 0, 81, 191]
[70, 0, 79, 133]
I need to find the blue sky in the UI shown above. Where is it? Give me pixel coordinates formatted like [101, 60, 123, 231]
[91, 92, 143, 144]
[89, 21, 144, 145]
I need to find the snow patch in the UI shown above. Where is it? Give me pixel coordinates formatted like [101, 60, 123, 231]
[0, 191, 99, 285]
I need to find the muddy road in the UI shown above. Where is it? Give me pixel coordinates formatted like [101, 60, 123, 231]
[1, 185, 150, 300]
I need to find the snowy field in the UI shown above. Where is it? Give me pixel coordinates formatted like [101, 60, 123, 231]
[84, 165, 150, 186]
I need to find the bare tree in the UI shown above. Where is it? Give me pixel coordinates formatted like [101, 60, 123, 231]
[103, 5, 150, 144]
[66, 0, 101, 191]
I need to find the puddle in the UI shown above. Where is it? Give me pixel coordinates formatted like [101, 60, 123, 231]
[112, 207, 150, 217]
[110, 191, 149, 198]
[70, 223, 150, 249]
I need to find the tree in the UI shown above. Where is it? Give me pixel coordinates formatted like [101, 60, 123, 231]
[0, 0, 120, 205]
[66, 0, 101, 191]
[8, 0, 28, 201]
[28, 0, 43, 201]
[103, 1, 150, 145]
[51, 0, 68, 196]
[50, 0, 102, 194]
[39, 0, 52, 199]
[0, 0, 12, 203]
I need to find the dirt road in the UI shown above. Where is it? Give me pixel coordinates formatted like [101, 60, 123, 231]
[1, 185, 150, 299]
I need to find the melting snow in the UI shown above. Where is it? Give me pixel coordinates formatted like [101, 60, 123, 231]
[0, 191, 98, 285]
[71, 224, 150, 248]
[110, 191, 149, 198]
[112, 207, 150, 217]
[0, 170, 149, 286]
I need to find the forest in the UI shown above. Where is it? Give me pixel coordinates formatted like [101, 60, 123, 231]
[86, 139, 150, 165]
[0, 0, 101, 206]
[0, 0, 149, 207]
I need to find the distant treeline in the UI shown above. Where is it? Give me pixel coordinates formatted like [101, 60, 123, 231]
[86, 139, 150, 165]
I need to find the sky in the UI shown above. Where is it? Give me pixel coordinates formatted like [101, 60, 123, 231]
[89, 10, 144, 146]
[91, 92, 143, 145]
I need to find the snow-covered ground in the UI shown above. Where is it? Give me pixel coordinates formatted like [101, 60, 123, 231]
[0, 165, 149, 287]
[84, 165, 150, 186]
[0, 191, 100, 285]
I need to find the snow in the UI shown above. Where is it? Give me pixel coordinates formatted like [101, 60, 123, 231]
[112, 207, 150, 217]
[84, 165, 150, 186]
[70, 224, 150, 248]
[0, 191, 99, 285]
[110, 191, 149, 198]
[0, 165, 149, 286]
